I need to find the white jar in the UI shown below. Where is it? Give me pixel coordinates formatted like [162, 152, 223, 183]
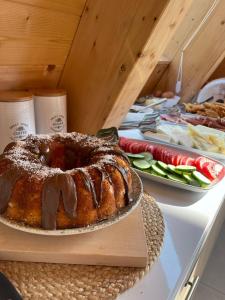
[33, 89, 67, 134]
[0, 91, 36, 153]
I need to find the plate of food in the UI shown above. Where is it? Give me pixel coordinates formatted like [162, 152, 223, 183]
[119, 136, 225, 192]
[0, 132, 143, 235]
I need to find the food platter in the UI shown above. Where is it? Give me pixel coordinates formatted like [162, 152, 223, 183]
[119, 136, 225, 193]
[0, 169, 143, 236]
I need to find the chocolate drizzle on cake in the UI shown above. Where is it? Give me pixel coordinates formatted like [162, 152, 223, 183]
[94, 166, 107, 204]
[0, 168, 22, 213]
[107, 160, 131, 205]
[42, 174, 77, 230]
[78, 169, 99, 208]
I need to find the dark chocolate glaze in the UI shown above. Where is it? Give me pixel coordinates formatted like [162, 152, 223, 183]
[0, 168, 22, 213]
[78, 169, 99, 208]
[41, 173, 77, 230]
[94, 166, 107, 204]
[107, 160, 131, 205]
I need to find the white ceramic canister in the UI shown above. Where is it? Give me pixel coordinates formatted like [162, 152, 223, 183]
[33, 89, 67, 134]
[0, 91, 36, 153]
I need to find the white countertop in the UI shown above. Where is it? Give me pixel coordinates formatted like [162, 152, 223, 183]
[118, 130, 225, 300]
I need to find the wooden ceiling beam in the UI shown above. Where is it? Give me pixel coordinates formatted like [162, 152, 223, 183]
[60, 0, 194, 134]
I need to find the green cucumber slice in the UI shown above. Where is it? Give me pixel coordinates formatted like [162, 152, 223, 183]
[175, 165, 196, 172]
[192, 171, 211, 186]
[167, 164, 176, 174]
[182, 173, 193, 183]
[174, 169, 182, 175]
[140, 152, 153, 162]
[149, 160, 157, 166]
[167, 174, 187, 184]
[151, 171, 163, 177]
[151, 165, 167, 177]
[133, 159, 151, 170]
[157, 161, 168, 171]
[126, 153, 145, 159]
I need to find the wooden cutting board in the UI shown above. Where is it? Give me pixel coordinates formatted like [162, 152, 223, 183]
[0, 206, 147, 267]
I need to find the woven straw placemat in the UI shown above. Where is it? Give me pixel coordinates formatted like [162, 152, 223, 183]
[0, 193, 164, 300]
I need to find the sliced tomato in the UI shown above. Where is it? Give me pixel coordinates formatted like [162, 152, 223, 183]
[146, 144, 155, 154]
[179, 156, 187, 165]
[195, 156, 213, 171]
[202, 162, 218, 181]
[174, 155, 183, 166]
[165, 151, 173, 164]
[171, 155, 177, 165]
[218, 165, 225, 180]
[185, 157, 195, 166]
[128, 142, 139, 153]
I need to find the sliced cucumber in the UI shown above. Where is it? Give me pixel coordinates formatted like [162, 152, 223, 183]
[147, 169, 164, 177]
[175, 165, 196, 172]
[157, 161, 168, 171]
[174, 169, 182, 175]
[182, 173, 193, 183]
[167, 164, 176, 174]
[133, 159, 151, 170]
[167, 174, 187, 184]
[140, 152, 153, 162]
[126, 153, 145, 159]
[149, 160, 157, 166]
[151, 165, 167, 177]
[192, 171, 211, 186]
[151, 170, 164, 177]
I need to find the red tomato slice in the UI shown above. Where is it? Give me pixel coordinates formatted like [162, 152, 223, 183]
[202, 162, 218, 181]
[179, 156, 187, 165]
[195, 156, 213, 171]
[165, 151, 173, 164]
[185, 157, 195, 166]
[174, 155, 183, 166]
[146, 144, 154, 154]
[171, 155, 177, 165]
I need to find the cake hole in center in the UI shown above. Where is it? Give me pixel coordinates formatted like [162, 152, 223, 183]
[41, 144, 90, 171]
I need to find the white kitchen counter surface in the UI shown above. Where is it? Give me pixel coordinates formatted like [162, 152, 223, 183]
[118, 130, 225, 300]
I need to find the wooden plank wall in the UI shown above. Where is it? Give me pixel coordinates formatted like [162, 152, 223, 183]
[60, 0, 194, 134]
[0, 0, 86, 90]
[152, 0, 225, 102]
[140, 0, 215, 96]
[209, 57, 225, 81]
[173, 0, 225, 102]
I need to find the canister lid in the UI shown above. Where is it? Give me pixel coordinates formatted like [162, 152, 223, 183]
[31, 89, 67, 97]
[0, 91, 33, 102]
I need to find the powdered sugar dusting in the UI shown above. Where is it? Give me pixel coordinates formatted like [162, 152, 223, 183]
[2, 132, 121, 179]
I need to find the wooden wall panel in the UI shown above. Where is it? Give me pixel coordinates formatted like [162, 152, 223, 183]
[0, 65, 62, 90]
[0, 0, 86, 89]
[60, 0, 194, 134]
[7, 0, 86, 16]
[152, 0, 215, 94]
[209, 57, 225, 81]
[169, 0, 225, 102]
[139, 57, 170, 97]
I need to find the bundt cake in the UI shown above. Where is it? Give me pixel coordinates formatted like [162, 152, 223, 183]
[0, 132, 133, 230]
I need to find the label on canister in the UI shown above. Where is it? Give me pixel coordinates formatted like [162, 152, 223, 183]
[50, 114, 65, 132]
